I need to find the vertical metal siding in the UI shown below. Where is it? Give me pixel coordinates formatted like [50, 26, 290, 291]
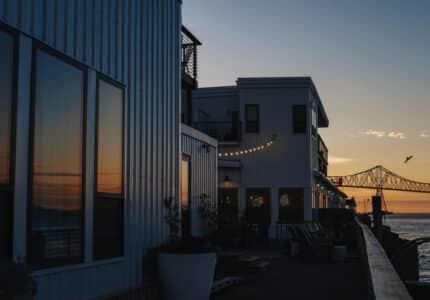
[1, 0, 181, 299]
[181, 133, 218, 236]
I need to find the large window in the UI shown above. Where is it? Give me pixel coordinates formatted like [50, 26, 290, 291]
[293, 105, 307, 133]
[0, 28, 16, 261]
[93, 77, 124, 260]
[29, 48, 85, 268]
[279, 188, 304, 224]
[245, 104, 259, 133]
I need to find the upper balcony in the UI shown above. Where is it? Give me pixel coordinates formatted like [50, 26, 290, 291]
[193, 121, 242, 145]
[182, 26, 201, 88]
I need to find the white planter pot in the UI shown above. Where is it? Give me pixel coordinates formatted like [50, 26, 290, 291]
[158, 253, 216, 300]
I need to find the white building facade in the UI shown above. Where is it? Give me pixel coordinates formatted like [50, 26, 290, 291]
[0, 1, 217, 299]
[193, 77, 346, 238]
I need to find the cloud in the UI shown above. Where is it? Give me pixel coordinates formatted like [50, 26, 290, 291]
[328, 156, 354, 164]
[387, 131, 406, 140]
[361, 129, 406, 140]
[362, 129, 386, 138]
[420, 131, 430, 138]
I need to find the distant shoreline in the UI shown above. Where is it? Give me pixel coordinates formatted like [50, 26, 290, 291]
[387, 213, 430, 218]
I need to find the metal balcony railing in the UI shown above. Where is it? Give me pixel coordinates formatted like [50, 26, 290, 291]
[318, 135, 328, 163]
[193, 121, 242, 143]
[181, 26, 201, 84]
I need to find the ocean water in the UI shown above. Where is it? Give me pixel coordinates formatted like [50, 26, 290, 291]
[384, 214, 430, 283]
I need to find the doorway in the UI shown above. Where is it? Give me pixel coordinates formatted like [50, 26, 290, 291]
[181, 155, 191, 237]
[218, 188, 239, 229]
[246, 188, 271, 225]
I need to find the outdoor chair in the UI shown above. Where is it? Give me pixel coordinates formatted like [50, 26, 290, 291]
[305, 222, 332, 243]
[294, 226, 333, 262]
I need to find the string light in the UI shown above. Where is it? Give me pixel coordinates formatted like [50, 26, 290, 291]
[218, 135, 277, 157]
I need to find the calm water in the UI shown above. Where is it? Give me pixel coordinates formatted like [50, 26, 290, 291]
[385, 214, 430, 283]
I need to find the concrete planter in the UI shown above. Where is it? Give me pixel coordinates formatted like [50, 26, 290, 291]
[158, 253, 216, 300]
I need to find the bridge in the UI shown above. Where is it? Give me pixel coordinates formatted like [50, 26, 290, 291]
[328, 165, 430, 194]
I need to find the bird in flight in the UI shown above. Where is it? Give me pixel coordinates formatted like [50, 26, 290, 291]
[404, 155, 414, 164]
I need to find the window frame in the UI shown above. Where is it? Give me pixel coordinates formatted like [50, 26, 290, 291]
[93, 73, 125, 260]
[0, 22, 19, 261]
[27, 41, 88, 269]
[292, 105, 307, 134]
[245, 104, 259, 133]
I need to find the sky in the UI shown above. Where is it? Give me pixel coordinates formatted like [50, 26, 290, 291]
[183, 0, 430, 213]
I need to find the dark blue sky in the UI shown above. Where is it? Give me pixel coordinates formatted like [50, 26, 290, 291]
[183, 0, 430, 185]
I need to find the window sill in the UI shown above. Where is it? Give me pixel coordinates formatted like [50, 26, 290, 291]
[32, 257, 125, 277]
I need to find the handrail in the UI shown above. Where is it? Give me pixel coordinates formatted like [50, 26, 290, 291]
[356, 220, 412, 300]
[181, 26, 201, 82]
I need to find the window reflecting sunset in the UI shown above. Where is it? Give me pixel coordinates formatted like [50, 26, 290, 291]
[0, 30, 14, 186]
[30, 50, 84, 265]
[97, 79, 124, 195]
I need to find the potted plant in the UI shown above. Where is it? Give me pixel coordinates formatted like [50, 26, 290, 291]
[0, 260, 37, 300]
[198, 193, 218, 238]
[157, 197, 217, 300]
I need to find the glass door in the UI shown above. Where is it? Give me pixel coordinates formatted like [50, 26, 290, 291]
[218, 188, 239, 227]
[181, 155, 191, 237]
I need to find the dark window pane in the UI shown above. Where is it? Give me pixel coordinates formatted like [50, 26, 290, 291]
[246, 106, 258, 121]
[97, 80, 124, 194]
[30, 50, 84, 267]
[93, 197, 123, 259]
[293, 105, 307, 133]
[0, 30, 14, 186]
[279, 188, 304, 224]
[0, 190, 13, 260]
[246, 104, 259, 133]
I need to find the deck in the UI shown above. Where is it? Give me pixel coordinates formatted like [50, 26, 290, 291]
[212, 251, 368, 300]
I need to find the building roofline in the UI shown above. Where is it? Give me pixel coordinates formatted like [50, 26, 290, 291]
[181, 123, 218, 147]
[193, 77, 330, 127]
[193, 86, 238, 98]
[237, 77, 329, 127]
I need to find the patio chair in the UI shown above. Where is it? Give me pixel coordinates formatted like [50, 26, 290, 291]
[294, 226, 333, 262]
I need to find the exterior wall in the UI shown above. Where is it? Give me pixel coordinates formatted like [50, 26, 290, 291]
[181, 125, 218, 237]
[237, 82, 314, 233]
[1, 0, 181, 299]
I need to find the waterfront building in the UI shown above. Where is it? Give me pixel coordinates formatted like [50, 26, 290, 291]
[0, 0, 217, 299]
[193, 77, 346, 237]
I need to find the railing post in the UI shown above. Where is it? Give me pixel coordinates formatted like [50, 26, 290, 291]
[372, 195, 382, 241]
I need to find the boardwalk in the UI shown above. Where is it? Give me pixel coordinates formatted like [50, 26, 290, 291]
[212, 252, 368, 300]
